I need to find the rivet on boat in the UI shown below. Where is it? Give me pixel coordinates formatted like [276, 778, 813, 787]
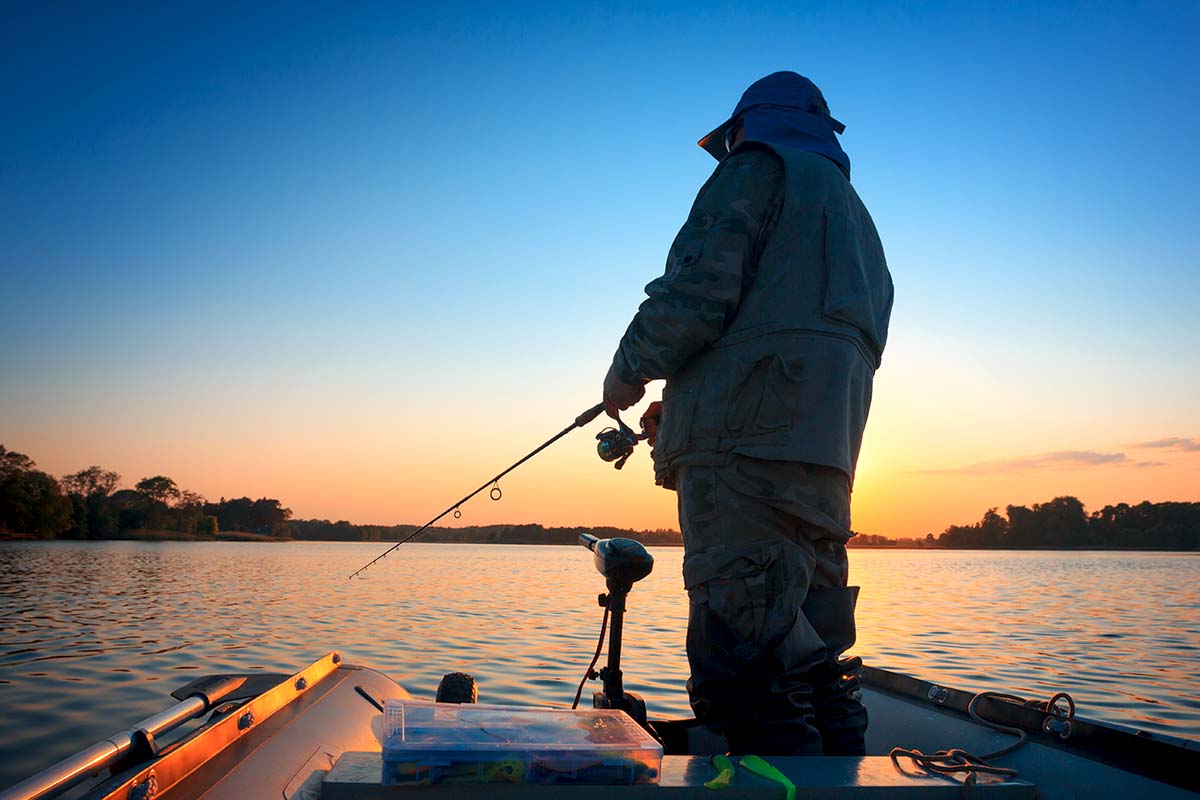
[128, 769, 157, 800]
[238, 711, 254, 730]
[1044, 717, 1073, 738]
[295, 677, 308, 691]
[927, 685, 949, 704]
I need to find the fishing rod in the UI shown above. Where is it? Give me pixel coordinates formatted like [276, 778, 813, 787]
[348, 402, 646, 579]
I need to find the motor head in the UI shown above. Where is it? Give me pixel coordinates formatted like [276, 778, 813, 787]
[579, 534, 654, 588]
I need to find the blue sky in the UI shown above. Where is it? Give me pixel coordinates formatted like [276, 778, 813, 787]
[2, 2, 1197, 535]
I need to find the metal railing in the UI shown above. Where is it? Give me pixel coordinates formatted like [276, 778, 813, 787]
[0, 676, 244, 800]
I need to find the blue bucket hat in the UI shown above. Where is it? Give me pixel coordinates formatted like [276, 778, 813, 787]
[698, 71, 850, 177]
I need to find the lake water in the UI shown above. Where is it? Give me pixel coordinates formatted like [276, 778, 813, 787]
[1, 541, 1197, 787]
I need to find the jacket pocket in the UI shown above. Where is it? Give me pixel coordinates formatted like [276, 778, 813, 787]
[685, 541, 809, 660]
[654, 378, 700, 461]
[822, 208, 894, 366]
[665, 217, 708, 277]
[726, 353, 796, 436]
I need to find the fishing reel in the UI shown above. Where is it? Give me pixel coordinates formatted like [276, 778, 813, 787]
[596, 416, 646, 470]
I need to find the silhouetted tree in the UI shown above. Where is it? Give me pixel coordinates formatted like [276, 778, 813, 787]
[249, 498, 291, 532]
[1031, 496, 1088, 547]
[1005, 504, 1037, 548]
[203, 496, 291, 534]
[0, 445, 73, 538]
[109, 489, 151, 530]
[61, 466, 121, 498]
[0, 446, 35, 477]
[976, 508, 1007, 547]
[936, 523, 973, 547]
[135, 476, 179, 506]
[175, 490, 206, 509]
[60, 466, 122, 538]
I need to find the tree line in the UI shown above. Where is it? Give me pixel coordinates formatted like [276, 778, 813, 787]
[2, 444, 1196, 549]
[0, 445, 293, 539]
[0, 444, 678, 544]
[924, 496, 1198, 550]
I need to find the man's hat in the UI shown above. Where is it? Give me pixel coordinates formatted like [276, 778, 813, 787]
[698, 71, 845, 161]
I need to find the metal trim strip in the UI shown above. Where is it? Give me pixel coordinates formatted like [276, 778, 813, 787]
[92, 651, 343, 800]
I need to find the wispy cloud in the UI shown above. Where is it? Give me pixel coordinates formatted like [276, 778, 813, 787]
[916, 450, 1130, 475]
[918, 439, 1192, 474]
[1130, 437, 1200, 452]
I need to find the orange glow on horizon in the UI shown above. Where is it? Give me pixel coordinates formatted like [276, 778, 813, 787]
[12, 384, 1199, 541]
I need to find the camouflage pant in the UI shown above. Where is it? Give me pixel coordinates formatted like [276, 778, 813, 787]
[677, 456, 854, 755]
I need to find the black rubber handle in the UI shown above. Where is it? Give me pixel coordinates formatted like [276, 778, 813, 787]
[575, 402, 605, 428]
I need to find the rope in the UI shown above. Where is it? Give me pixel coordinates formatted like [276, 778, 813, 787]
[889, 689, 1076, 792]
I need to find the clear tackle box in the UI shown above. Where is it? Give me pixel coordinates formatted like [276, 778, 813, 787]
[381, 700, 663, 786]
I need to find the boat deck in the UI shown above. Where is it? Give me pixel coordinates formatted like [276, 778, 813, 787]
[13, 655, 1195, 800]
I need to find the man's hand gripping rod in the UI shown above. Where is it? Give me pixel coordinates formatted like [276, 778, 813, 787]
[348, 403, 607, 579]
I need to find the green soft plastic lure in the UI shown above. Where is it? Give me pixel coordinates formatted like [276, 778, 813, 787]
[738, 755, 796, 800]
[483, 759, 525, 783]
[704, 754, 735, 790]
[704, 754, 796, 800]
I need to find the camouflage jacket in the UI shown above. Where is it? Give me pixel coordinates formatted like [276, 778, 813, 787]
[611, 143, 893, 487]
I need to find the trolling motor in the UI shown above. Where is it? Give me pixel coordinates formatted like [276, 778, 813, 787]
[596, 414, 647, 470]
[576, 533, 654, 726]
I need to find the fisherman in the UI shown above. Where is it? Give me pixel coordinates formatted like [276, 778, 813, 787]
[602, 71, 893, 756]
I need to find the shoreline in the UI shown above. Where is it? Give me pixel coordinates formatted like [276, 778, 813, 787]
[1, 532, 1196, 552]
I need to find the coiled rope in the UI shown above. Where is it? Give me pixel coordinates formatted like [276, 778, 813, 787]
[889, 690, 1076, 792]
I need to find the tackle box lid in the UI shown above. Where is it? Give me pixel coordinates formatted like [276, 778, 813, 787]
[381, 699, 663, 754]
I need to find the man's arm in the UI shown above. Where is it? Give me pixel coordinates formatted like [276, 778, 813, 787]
[610, 147, 783, 388]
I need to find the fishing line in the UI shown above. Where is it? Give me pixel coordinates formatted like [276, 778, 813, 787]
[349, 402, 622, 579]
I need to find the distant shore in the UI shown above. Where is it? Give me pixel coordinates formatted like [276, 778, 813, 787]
[3, 528, 1196, 551]
[5, 444, 1196, 549]
[0, 529, 289, 543]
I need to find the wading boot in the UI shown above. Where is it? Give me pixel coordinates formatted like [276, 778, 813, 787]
[801, 586, 869, 755]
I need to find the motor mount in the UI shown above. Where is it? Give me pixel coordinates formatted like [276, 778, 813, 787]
[577, 534, 654, 727]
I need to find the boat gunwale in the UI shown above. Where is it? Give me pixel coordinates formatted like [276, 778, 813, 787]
[82, 651, 343, 800]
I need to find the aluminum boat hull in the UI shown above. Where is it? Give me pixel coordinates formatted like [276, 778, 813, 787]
[3, 653, 1195, 800]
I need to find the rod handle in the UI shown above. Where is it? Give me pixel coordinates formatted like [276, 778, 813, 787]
[574, 403, 605, 428]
